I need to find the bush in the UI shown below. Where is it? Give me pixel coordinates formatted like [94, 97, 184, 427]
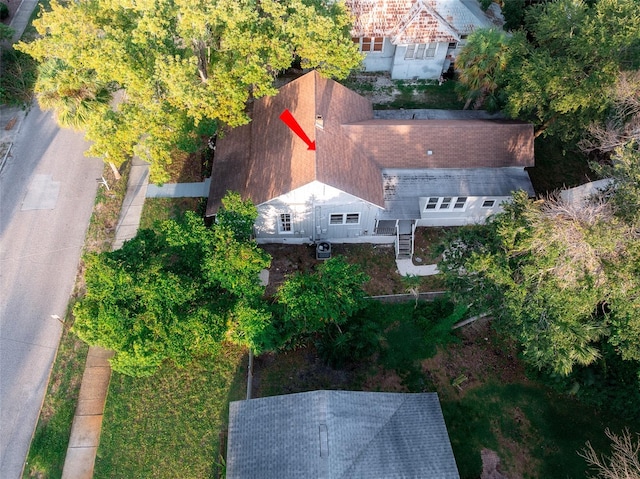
[0, 3, 9, 21]
[479, 0, 493, 11]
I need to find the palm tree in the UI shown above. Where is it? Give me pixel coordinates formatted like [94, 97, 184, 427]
[35, 58, 112, 131]
[455, 28, 509, 110]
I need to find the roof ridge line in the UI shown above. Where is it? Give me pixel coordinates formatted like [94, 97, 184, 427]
[338, 395, 412, 479]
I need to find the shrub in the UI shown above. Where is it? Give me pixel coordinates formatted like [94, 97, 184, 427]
[0, 3, 9, 21]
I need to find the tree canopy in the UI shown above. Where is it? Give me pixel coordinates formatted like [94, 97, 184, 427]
[437, 190, 640, 376]
[455, 0, 640, 141]
[73, 205, 271, 377]
[18, 0, 362, 182]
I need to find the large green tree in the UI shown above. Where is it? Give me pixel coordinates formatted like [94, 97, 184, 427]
[455, 28, 509, 111]
[73, 205, 271, 377]
[503, 0, 640, 140]
[18, 0, 362, 182]
[275, 256, 369, 347]
[456, 0, 640, 141]
[438, 191, 640, 376]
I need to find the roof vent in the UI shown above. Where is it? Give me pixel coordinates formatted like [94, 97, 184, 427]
[427, 150, 433, 155]
[319, 424, 329, 457]
[315, 115, 324, 129]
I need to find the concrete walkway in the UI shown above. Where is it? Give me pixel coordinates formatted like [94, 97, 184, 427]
[146, 178, 211, 198]
[396, 259, 440, 276]
[61, 159, 150, 479]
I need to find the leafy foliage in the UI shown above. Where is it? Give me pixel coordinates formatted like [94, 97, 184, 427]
[455, 28, 509, 111]
[216, 191, 258, 242]
[73, 206, 271, 377]
[437, 191, 640, 376]
[275, 256, 370, 347]
[16, 0, 362, 182]
[503, 0, 640, 140]
[456, 0, 640, 142]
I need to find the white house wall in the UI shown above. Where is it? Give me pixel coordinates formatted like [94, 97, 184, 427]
[416, 196, 512, 227]
[254, 181, 385, 244]
[360, 38, 395, 73]
[390, 43, 449, 80]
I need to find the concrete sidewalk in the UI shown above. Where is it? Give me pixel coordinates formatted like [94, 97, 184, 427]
[61, 159, 151, 479]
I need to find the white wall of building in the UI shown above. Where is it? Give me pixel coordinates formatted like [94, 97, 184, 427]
[390, 43, 449, 80]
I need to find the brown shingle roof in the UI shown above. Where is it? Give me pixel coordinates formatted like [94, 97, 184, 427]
[207, 71, 381, 215]
[342, 119, 535, 168]
[206, 71, 534, 217]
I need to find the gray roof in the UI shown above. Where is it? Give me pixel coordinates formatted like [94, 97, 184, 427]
[381, 167, 535, 219]
[226, 390, 460, 479]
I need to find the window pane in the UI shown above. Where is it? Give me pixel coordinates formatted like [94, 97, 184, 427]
[439, 197, 452, 209]
[416, 44, 426, 58]
[330, 214, 343, 224]
[405, 44, 416, 59]
[280, 214, 291, 231]
[346, 213, 359, 224]
[448, 42, 457, 49]
[425, 43, 437, 57]
[454, 197, 467, 209]
[373, 38, 383, 52]
[362, 37, 372, 51]
[482, 200, 495, 208]
[425, 197, 438, 210]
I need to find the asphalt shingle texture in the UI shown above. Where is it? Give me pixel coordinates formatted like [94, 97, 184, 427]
[226, 390, 460, 479]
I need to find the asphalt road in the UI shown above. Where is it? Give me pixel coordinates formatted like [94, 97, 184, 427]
[0, 104, 103, 478]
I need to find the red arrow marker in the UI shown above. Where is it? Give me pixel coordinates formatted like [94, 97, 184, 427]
[279, 109, 316, 151]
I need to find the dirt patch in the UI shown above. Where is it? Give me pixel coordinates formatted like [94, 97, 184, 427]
[252, 347, 360, 397]
[412, 227, 454, 265]
[164, 149, 207, 183]
[260, 242, 407, 297]
[481, 449, 509, 479]
[422, 317, 526, 399]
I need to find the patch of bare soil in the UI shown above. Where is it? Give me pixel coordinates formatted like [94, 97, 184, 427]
[422, 317, 526, 399]
[260, 242, 406, 297]
[165, 149, 206, 183]
[481, 449, 509, 479]
[412, 227, 454, 265]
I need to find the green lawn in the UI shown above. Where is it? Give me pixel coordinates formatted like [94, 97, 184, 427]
[22, 325, 88, 479]
[94, 346, 247, 478]
[443, 382, 636, 479]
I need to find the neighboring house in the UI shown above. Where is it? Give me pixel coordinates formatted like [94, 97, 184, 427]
[226, 390, 460, 479]
[346, 0, 497, 79]
[206, 71, 534, 258]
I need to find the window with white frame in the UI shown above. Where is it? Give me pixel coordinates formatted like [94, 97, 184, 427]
[405, 43, 437, 60]
[353, 37, 383, 52]
[482, 199, 496, 208]
[279, 213, 292, 233]
[424, 196, 468, 212]
[329, 213, 360, 225]
[448, 42, 458, 49]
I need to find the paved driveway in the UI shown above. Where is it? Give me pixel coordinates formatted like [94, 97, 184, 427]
[0, 104, 103, 478]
